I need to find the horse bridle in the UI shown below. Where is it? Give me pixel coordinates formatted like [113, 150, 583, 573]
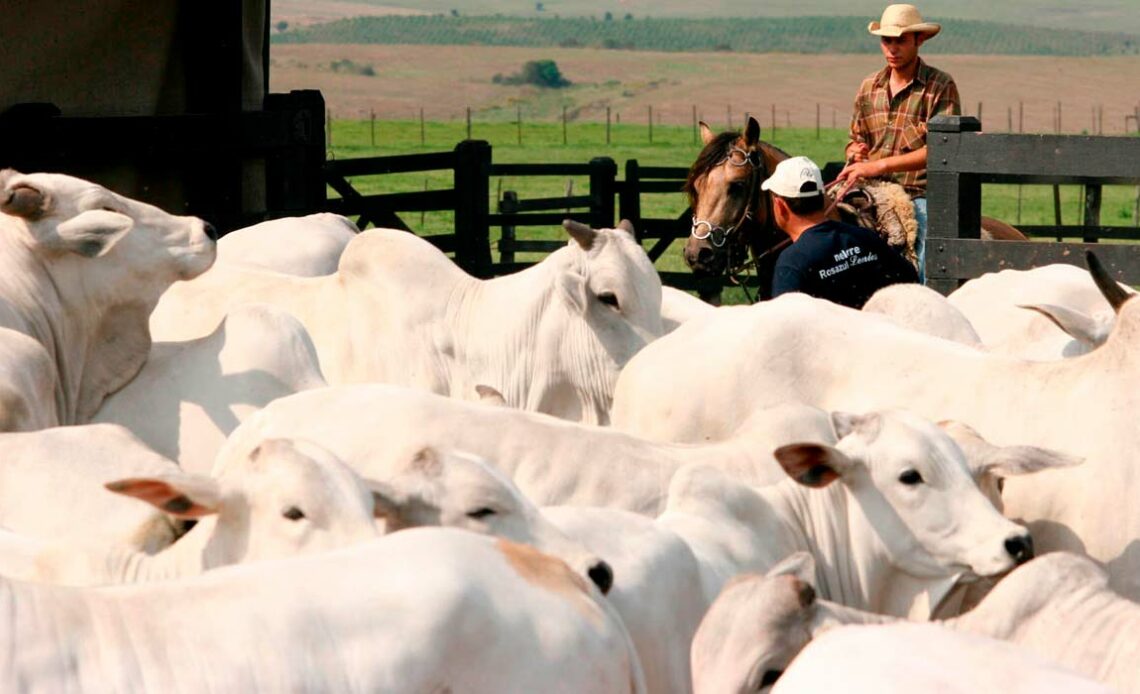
[690, 145, 766, 248]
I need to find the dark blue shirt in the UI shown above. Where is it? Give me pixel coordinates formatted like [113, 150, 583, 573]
[771, 220, 918, 309]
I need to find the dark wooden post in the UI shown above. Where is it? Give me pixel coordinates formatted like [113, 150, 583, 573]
[454, 140, 493, 278]
[1084, 184, 1102, 243]
[498, 190, 518, 265]
[619, 159, 642, 238]
[926, 115, 982, 295]
[588, 157, 618, 230]
[264, 89, 326, 215]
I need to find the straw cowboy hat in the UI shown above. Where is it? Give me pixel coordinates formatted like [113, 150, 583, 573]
[868, 4, 941, 39]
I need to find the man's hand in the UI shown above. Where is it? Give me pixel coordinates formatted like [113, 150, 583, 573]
[834, 159, 885, 186]
[847, 142, 870, 163]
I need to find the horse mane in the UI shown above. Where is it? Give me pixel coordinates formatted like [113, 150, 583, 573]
[683, 131, 740, 207]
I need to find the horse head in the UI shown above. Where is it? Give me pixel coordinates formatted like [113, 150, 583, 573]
[682, 116, 791, 281]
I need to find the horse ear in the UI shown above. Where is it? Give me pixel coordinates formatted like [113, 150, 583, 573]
[745, 116, 761, 147]
[699, 121, 715, 145]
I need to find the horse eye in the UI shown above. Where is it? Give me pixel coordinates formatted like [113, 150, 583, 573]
[467, 507, 497, 520]
[282, 506, 306, 521]
[899, 470, 924, 486]
[759, 669, 783, 688]
[729, 180, 748, 195]
[598, 292, 620, 309]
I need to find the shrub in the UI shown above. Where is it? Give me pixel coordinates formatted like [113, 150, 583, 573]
[493, 59, 571, 88]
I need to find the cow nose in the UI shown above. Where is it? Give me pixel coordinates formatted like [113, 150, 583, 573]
[203, 221, 218, 242]
[1004, 534, 1034, 565]
[587, 560, 614, 595]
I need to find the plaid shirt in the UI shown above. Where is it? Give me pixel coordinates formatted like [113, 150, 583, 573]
[848, 58, 961, 196]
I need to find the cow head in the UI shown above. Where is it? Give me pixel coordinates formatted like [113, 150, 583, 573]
[369, 446, 615, 594]
[0, 170, 216, 280]
[691, 553, 817, 693]
[106, 438, 381, 567]
[775, 410, 1037, 580]
[541, 220, 663, 423]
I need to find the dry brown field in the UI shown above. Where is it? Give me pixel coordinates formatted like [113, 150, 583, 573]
[271, 44, 1140, 135]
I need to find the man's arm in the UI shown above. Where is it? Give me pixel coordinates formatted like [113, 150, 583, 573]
[835, 147, 927, 184]
[845, 88, 870, 163]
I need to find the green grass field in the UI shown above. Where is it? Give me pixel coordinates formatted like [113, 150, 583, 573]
[330, 118, 1140, 301]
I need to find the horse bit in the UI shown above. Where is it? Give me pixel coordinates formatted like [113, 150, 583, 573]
[690, 146, 764, 248]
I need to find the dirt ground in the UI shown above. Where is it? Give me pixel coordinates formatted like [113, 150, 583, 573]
[271, 44, 1140, 135]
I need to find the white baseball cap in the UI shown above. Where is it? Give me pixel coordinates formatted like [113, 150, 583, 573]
[760, 156, 825, 199]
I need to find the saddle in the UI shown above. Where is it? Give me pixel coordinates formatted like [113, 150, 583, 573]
[829, 180, 919, 268]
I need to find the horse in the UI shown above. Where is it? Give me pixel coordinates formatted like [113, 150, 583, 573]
[682, 115, 1028, 302]
[682, 116, 790, 301]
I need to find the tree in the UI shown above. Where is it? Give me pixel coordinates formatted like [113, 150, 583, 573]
[604, 11, 613, 21]
[535, 2, 544, 10]
[521, 59, 570, 88]
[275, 20, 289, 33]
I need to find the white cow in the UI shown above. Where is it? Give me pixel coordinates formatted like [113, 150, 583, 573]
[0, 170, 216, 425]
[662, 286, 714, 333]
[216, 212, 357, 276]
[0, 328, 58, 431]
[0, 528, 646, 693]
[93, 303, 327, 474]
[347, 446, 616, 594]
[0, 424, 187, 552]
[153, 220, 662, 423]
[0, 437, 383, 586]
[216, 383, 836, 515]
[544, 506, 707, 694]
[658, 409, 1041, 620]
[863, 283, 984, 347]
[773, 623, 1109, 694]
[699, 553, 1132, 692]
[609, 291, 1140, 598]
[948, 261, 1130, 359]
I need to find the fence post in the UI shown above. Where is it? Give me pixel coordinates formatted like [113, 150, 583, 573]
[454, 140, 493, 278]
[588, 157, 618, 230]
[562, 105, 568, 145]
[927, 115, 982, 295]
[498, 190, 518, 265]
[816, 103, 820, 139]
[517, 105, 523, 146]
[370, 109, 375, 147]
[606, 107, 612, 145]
[692, 105, 698, 144]
[420, 107, 426, 146]
[466, 107, 472, 140]
[619, 159, 642, 237]
[648, 105, 653, 144]
[1084, 184, 1102, 243]
[264, 89, 327, 216]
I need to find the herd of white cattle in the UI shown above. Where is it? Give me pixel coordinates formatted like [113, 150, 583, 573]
[0, 168, 1137, 692]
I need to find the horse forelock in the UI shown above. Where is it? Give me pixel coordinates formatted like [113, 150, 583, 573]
[684, 131, 744, 206]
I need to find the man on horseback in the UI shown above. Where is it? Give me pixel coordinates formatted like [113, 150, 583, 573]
[834, 3, 960, 284]
[766, 156, 917, 309]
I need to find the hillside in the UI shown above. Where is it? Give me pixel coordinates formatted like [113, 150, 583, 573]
[270, 1, 1140, 36]
[273, 15, 1140, 57]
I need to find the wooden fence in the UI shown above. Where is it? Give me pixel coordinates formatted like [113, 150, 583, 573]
[323, 141, 745, 292]
[926, 115, 1140, 294]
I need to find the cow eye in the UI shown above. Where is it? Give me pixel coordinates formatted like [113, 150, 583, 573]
[759, 669, 783, 688]
[898, 470, 924, 486]
[598, 292, 620, 309]
[466, 507, 497, 520]
[282, 506, 306, 521]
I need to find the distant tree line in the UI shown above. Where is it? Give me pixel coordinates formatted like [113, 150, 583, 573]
[272, 15, 1140, 57]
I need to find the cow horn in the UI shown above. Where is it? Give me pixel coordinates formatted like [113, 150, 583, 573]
[1085, 251, 1132, 313]
[562, 219, 597, 250]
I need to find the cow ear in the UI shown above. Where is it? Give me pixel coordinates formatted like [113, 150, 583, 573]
[938, 420, 1083, 479]
[104, 474, 221, 519]
[830, 411, 882, 441]
[766, 551, 817, 589]
[475, 384, 507, 406]
[46, 210, 133, 258]
[699, 121, 715, 145]
[0, 181, 47, 219]
[744, 115, 762, 147]
[556, 271, 589, 315]
[1018, 303, 1110, 348]
[616, 218, 637, 237]
[774, 443, 851, 488]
